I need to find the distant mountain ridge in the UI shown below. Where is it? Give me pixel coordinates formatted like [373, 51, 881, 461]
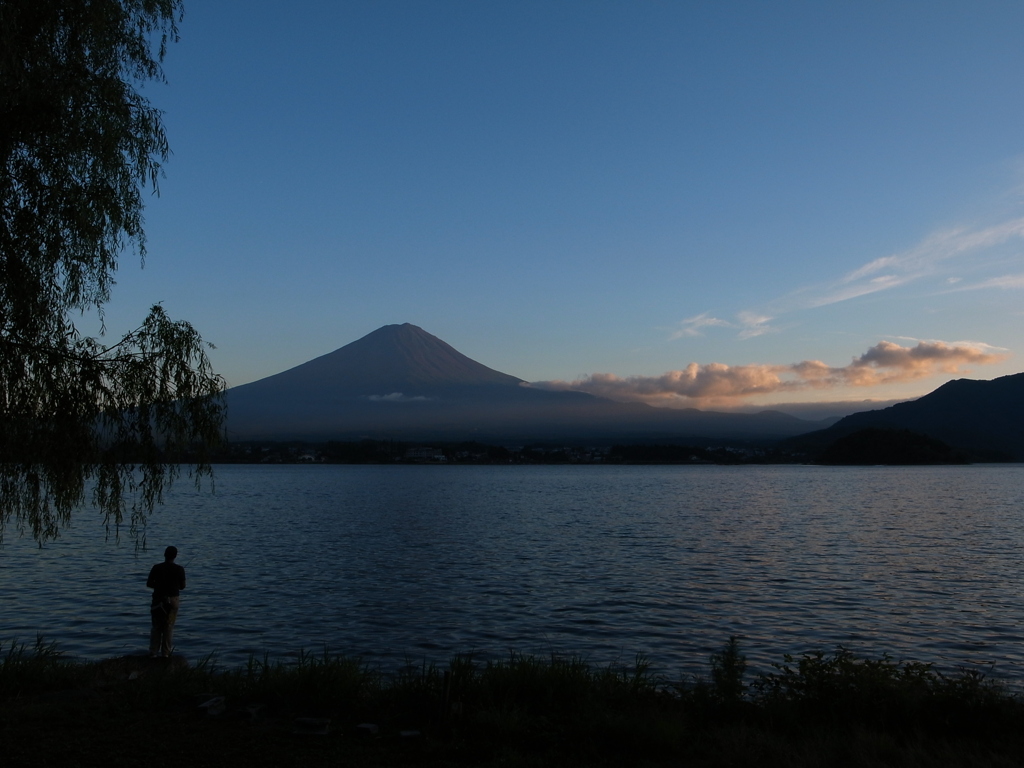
[223, 324, 829, 442]
[788, 372, 1024, 460]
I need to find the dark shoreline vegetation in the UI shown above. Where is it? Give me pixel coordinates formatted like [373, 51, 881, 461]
[204, 427, 985, 467]
[4, 637, 1023, 767]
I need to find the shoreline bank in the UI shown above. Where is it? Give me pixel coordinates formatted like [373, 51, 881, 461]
[4, 637, 1023, 767]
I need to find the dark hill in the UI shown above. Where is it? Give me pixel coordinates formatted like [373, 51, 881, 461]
[788, 372, 1024, 461]
[223, 324, 827, 443]
[818, 428, 967, 465]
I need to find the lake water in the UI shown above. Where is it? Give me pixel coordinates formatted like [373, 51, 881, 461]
[1, 464, 1023, 681]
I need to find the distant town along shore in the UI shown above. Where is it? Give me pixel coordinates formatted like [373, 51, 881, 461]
[205, 432, 972, 466]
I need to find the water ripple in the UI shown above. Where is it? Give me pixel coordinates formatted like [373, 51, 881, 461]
[1, 464, 1023, 679]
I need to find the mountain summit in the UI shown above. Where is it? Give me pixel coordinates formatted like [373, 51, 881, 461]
[245, 323, 521, 397]
[224, 324, 826, 442]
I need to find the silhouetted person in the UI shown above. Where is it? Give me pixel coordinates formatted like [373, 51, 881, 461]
[147, 545, 186, 658]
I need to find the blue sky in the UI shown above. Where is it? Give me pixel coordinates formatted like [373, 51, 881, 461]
[97, 1, 1024, 417]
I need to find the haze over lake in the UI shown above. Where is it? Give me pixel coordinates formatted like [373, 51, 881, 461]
[2, 464, 1022, 680]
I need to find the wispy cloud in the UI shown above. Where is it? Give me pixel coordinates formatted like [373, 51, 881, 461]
[804, 217, 1024, 308]
[670, 312, 732, 339]
[736, 311, 776, 339]
[675, 217, 1024, 342]
[531, 339, 1007, 406]
[670, 311, 777, 340]
[947, 272, 1024, 291]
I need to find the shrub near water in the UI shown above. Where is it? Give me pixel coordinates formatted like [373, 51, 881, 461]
[751, 646, 1017, 736]
[0, 637, 89, 697]
[709, 635, 748, 703]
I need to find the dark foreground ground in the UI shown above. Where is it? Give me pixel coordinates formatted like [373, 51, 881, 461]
[3, 640, 1024, 767]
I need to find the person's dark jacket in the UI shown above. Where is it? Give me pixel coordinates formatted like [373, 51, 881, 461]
[147, 562, 186, 603]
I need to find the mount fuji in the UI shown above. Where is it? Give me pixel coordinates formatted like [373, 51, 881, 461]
[223, 324, 827, 443]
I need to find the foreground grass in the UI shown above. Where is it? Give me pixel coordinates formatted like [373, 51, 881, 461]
[2, 637, 1023, 767]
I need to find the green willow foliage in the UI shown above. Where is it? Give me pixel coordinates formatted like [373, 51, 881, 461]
[0, 0, 225, 543]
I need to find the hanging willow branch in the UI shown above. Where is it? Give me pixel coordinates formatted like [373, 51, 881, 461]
[0, 1, 226, 544]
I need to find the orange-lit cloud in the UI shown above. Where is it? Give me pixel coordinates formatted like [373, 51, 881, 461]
[530, 340, 1007, 406]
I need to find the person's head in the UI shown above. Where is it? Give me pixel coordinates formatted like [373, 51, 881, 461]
[164, 546, 178, 562]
